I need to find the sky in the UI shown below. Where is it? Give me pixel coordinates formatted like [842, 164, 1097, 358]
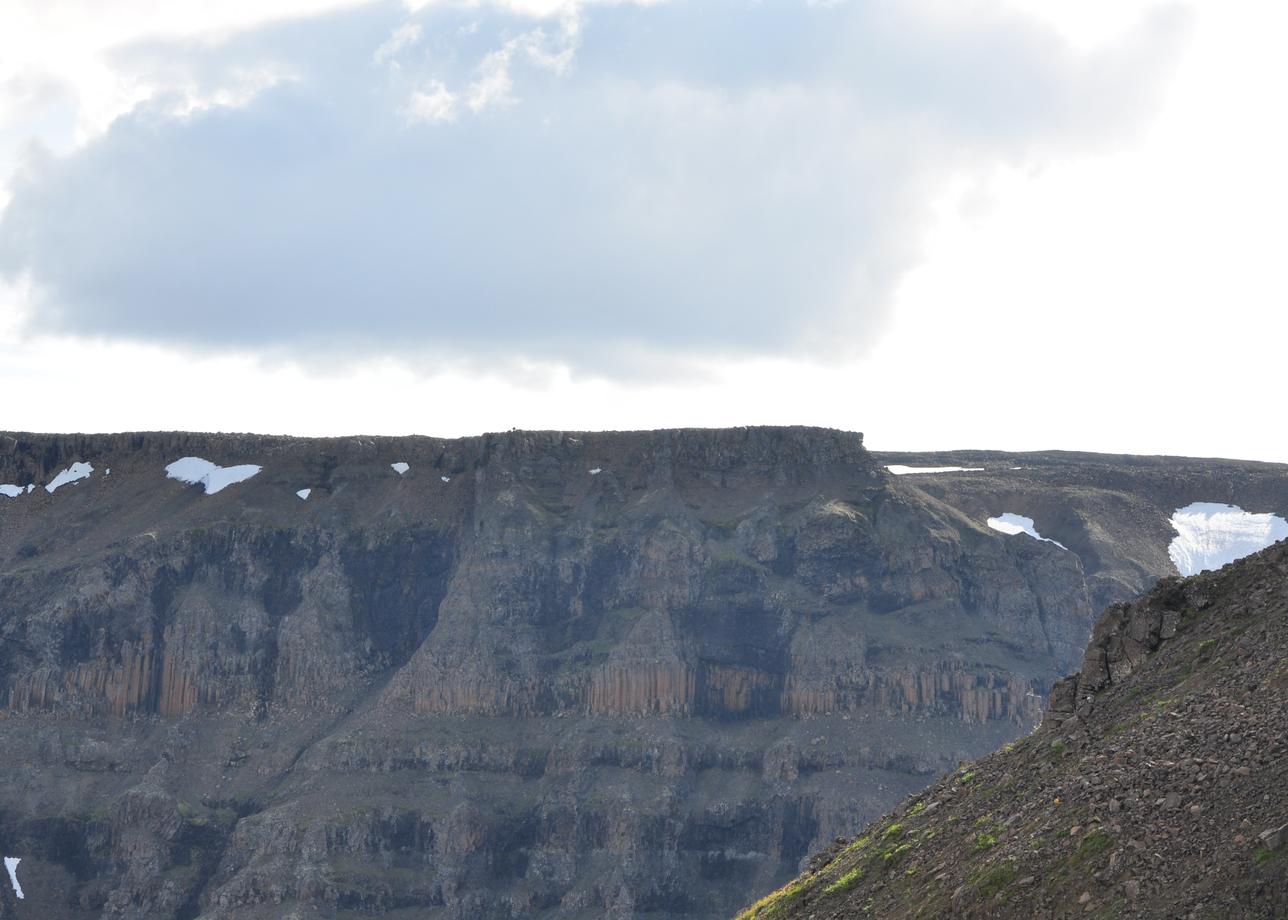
[0, 0, 1284, 461]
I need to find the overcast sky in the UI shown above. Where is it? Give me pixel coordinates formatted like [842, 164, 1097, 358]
[0, 0, 1283, 461]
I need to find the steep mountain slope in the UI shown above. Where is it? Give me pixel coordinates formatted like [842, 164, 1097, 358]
[0, 427, 1284, 919]
[745, 539, 1288, 919]
[873, 448, 1288, 612]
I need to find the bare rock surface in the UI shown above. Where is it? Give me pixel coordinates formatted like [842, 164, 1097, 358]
[0, 427, 1285, 918]
[745, 538, 1288, 919]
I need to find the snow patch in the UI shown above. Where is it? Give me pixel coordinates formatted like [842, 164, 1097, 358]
[296, 488, 311, 500]
[589, 468, 602, 475]
[887, 465, 983, 475]
[441, 476, 450, 483]
[165, 457, 262, 495]
[0, 484, 22, 498]
[46, 461, 93, 493]
[4, 857, 23, 899]
[391, 462, 410, 475]
[987, 513, 1067, 549]
[25, 484, 34, 494]
[1167, 502, 1288, 576]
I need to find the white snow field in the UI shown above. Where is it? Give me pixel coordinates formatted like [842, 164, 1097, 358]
[165, 457, 262, 495]
[296, 488, 311, 500]
[987, 512, 1067, 549]
[4, 856, 23, 899]
[45, 461, 93, 493]
[391, 462, 410, 475]
[886, 465, 984, 475]
[0, 484, 23, 498]
[1168, 502, 1288, 576]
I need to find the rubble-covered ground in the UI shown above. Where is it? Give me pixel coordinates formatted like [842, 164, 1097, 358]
[744, 539, 1288, 919]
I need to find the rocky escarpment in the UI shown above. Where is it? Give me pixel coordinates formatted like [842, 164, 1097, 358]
[747, 539, 1288, 919]
[1, 427, 1285, 919]
[872, 448, 1288, 612]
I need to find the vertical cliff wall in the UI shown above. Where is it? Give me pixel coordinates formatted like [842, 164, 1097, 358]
[1, 427, 1284, 918]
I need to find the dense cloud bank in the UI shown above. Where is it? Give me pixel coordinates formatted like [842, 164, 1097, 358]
[0, 0, 1186, 371]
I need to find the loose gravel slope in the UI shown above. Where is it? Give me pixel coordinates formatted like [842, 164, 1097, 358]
[742, 539, 1288, 920]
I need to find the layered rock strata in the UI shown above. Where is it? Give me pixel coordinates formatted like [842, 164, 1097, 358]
[1, 427, 1284, 918]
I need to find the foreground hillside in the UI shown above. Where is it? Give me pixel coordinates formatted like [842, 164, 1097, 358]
[1, 427, 1285, 918]
[742, 540, 1288, 919]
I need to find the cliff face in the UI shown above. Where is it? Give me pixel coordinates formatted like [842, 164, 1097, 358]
[749, 537, 1288, 920]
[0, 427, 1284, 919]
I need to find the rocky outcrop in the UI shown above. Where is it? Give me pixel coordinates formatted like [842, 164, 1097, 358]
[1045, 582, 1186, 728]
[1, 427, 1286, 919]
[750, 539, 1288, 920]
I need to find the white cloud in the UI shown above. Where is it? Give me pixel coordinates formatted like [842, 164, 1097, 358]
[0, 0, 374, 151]
[374, 22, 423, 64]
[400, 12, 578, 122]
[1, 1, 1185, 376]
[166, 65, 297, 118]
[404, 80, 458, 122]
[5, 1, 1284, 466]
[459, 17, 579, 114]
[466, 45, 518, 112]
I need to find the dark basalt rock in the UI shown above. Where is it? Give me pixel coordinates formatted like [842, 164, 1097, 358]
[749, 538, 1288, 920]
[1, 426, 1285, 919]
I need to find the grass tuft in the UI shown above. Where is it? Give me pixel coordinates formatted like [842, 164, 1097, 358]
[973, 832, 999, 851]
[971, 861, 1017, 900]
[1254, 848, 1284, 868]
[1076, 829, 1114, 862]
[736, 879, 806, 919]
[824, 867, 864, 895]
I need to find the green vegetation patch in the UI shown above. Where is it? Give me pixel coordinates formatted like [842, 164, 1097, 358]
[176, 802, 201, 820]
[213, 807, 237, 826]
[707, 545, 769, 575]
[843, 834, 873, 855]
[971, 860, 1018, 900]
[1254, 848, 1284, 868]
[881, 843, 913, 864]
[1076, 829, 1114, 863]
[1270, 661, 1288, 690]
[824, 867, 864, 895]
[973, 832, 999, 852]
[736, 878, 807, 919]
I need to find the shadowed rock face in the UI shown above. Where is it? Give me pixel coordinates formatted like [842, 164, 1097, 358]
[0, 427, 1284, 919]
